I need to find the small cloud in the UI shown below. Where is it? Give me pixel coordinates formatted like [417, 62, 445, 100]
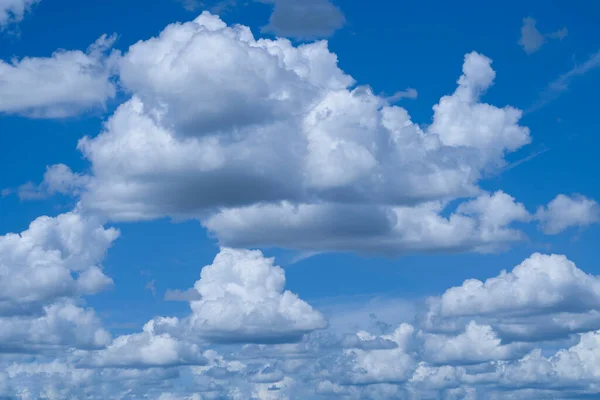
[260, 0, 345, 40]
[548, 27, 568, 40]
[176, 0, 237, 13]
[145, 280, 157, 297]
[164, 288, 202, 302]
[386, 88, 418, 103]
[176, 0, 203, 11]
[518, 17, 568, 54]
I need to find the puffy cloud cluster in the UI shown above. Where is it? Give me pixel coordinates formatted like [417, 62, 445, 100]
[0, 34, 118, 118]
[1, 252, 600, 399]
[0, 209, 117, 353]
[0, 210, 117, 315]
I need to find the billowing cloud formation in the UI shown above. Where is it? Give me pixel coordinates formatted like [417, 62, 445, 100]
[425, 253, 600, 344]
[188, 248, 327, 343]
[0, 0, 38, 27]
[0, 210, 118, 315]
[33, 13, 592, 256]
[0, 209, 117, 355]
[0, 34, 118, 117]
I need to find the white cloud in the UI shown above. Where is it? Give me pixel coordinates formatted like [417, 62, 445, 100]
[0, 209, 117, 356]
[421, 321, 530, 365]
[2, 253, 600, 398]
[25, 13, 594, 257]
[82, 318, 206, 368]
[429, 52, 530, 163]
[0, 34, 118, 118]
[0, 0, 38, 27]
[342, 324, 417, 385]
[535, 194, 600, 234]
[0, 301, 111, 352]
[430, 253, 600, 319]
[518, 17, 568, 54]
[0, 209, 118, 316]
[57, 13, 538, 259]
[187, 248, 326, 343]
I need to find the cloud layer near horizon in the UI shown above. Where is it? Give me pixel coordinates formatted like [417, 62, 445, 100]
[1, 227, 600, 399]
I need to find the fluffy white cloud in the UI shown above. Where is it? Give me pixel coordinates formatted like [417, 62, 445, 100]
[1, 253, 600, 399]
[0, 0, 38, 26]
[0, 34, 118, 118]
[187, 248, 326, 343]
[36, 13, 552, 256]
[535, 194, 600, 234]
[429, 52, 530, 163]
[0, 209, 117, 356]
[430, 253, 600, 319]
[0, 209, 118, 316]
[342, 324, 417, 385]
[0, 301, 111, 352]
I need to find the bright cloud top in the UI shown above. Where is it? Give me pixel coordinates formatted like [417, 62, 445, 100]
[188, 248, 327, 343]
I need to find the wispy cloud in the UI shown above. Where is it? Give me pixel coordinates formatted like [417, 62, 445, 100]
[386, 88, 418, 103]
[527, 50, 600, 113]
[502, 147, 549, 172]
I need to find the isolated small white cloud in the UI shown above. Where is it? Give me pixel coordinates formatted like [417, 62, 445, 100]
[535, 194, 600, 234]
[518, 17, 568, 54]
[0, 34, 118, 118]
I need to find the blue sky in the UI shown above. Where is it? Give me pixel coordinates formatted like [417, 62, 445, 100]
[1, 0, 600, 398]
